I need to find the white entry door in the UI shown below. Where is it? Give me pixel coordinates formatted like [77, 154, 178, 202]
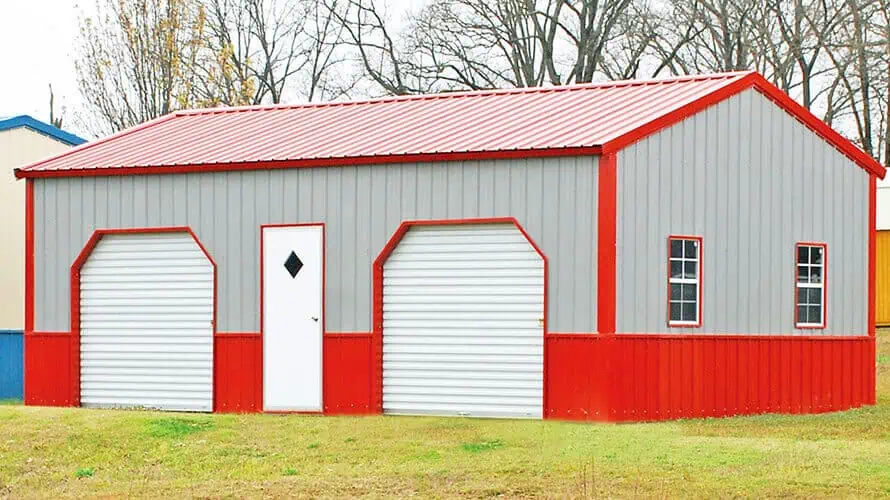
[262, 225, 323, 411]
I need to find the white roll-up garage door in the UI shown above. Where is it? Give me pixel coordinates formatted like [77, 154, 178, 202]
[382, 223, 545, 418]
[79, 232, 214, 412]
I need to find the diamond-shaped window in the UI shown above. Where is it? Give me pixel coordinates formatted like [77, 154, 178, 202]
[284, 251, 303, 278]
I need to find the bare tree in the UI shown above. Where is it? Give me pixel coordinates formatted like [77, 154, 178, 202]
[48, 84, 64, 129]
[75, 0, 205, 134]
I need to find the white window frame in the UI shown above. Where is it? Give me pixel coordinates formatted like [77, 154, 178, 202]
[795, 243, 826, 329]
[667, 236, 702, 327]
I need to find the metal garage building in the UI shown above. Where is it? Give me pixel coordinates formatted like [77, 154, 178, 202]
[16, 71, 884, 421]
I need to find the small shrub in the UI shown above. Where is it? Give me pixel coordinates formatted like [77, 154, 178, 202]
[461, 439, 504, 453]
[75, 467, 94, 478]
[146, 418, 214, 438]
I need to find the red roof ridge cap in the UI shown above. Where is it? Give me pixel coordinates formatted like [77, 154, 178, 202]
[176, 71, 755, 117]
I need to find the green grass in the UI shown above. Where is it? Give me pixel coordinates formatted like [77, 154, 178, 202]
[74, 468, 93, 479]
[0, 399, 22, 406]
[0, 332, 888, 497]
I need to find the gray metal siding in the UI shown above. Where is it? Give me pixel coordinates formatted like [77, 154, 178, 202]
[33, 156, 598, 333]
[616, 88, 869, 335]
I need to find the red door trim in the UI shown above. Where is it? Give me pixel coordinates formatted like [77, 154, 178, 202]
[371, 217, 548, 415]
[259, 222, 326, 413]
[69, 227, 217, 408]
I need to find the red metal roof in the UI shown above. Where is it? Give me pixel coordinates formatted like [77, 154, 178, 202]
[15, 71, 885, 178]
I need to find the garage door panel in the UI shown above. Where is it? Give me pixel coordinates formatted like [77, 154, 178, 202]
[383, 223, 544, 418]
[80, 232, 214, 412]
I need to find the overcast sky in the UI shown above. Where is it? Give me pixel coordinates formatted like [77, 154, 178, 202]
[0, 1, 86, 134]
[0, 0, 420, 140]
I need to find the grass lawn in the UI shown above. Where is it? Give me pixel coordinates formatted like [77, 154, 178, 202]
[2, 333, 889, 498]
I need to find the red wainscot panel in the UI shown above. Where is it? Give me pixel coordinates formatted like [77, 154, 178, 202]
[323, 333, 374, 415]
[544, 334, 610, 421]
[214, 334, 262, 413]
[544, 334, 875, 423]
[24, 333, 73, 407]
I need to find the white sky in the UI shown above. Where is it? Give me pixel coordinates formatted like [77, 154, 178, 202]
[0, 0, 86, 135]
[0, 0, 418, 140]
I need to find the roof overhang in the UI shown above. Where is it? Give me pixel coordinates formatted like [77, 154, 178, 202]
[14, 72, 885, 180]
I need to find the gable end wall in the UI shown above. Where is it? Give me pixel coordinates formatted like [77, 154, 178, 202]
[616, 88, 869, 335]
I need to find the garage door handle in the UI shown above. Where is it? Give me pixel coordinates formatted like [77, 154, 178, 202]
[311, 317, 319, 322]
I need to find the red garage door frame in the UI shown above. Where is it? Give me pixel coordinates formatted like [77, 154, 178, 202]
[370, 217, 550, 415]
[68, 226, 218, 409]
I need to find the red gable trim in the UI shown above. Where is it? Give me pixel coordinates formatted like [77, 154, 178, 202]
[601, 72, 884, 179]
[15, 73, 884, 180]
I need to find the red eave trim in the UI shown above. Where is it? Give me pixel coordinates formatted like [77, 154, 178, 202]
[14, 146, 605, 179]
[17, 73, 884, 180]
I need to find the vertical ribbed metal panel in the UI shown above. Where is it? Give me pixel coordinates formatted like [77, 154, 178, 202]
[616, 88, 869, 335]
[382, 224, 544, 418]
[0, 331, 23, 399]
[79, 232, 214, 411]
[33, 156, 598, 334]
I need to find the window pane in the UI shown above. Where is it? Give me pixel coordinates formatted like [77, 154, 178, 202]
[797, 306, 808, 324]
[670, 302, 682, 321]
[810, 266, 822, 283]
[798, 246, 809, 264]
[684, 240, 697, 258]
[684, 261, 697, 279]
[670, 239, 683, 258]
[670, 261, 683, 279]
[670, 284, 682, 300]
[796, 287, 808, 305]
[808, 306, 823, 325]
[808, 288, 822, 305]
[812, 247, 823, 265]
[798, 265, 810, 283]
[682, 302, 697, 322]
[682, 284, 697, 301]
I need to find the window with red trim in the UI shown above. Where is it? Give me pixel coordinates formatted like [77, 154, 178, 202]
[795, 243, 826, 328]
[668, 236, 702, 327]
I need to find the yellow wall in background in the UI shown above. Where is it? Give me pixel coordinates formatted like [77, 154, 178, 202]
[876, 230, 890, 326]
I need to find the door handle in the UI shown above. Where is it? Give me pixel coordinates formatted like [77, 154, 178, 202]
[311, 317, 319, 322]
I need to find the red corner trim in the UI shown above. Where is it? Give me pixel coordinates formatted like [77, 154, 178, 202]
[869, 175, 877, 337]
[602, 73, 885, 179]
[666, 235, 704, 329]
[597, 154, 617, 335]
[794, 242, 828, 330]
[259, 222, 326, 412]
[24, 179, 33, 333]
[372, 217, 548, 414]
[69, 226, 217, 408]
